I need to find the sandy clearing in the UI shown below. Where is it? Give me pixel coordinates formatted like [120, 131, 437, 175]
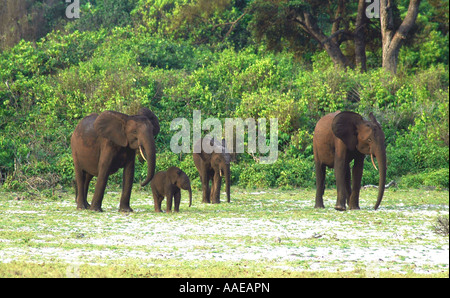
[1, 212, 448, 274]
[1, 192, 448, 275]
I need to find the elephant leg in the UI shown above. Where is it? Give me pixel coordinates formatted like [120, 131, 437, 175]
[334, 159, 350, 211]
[348, 154, 364, 210]
[345, 163, 351, 205]
[75, 166, 90, 210]
[200, 169, 211, 203]
[90, 153, 113, 212]
[314, 161, 326, 208]
[152, 189, 162, 212]
[83, 173, 93, 208]
[211, 172, 222, 204]
[166, 191, 174, 213]
[210, 174, 215, 203]
[90, 173, 109, 212]
[119, 159, 135, 212]
[174, 190, 181, 212]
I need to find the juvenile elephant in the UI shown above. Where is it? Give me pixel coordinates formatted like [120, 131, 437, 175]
[71, 108, 159, 212]
[313, 111, 387, 211]
[193, 137, 231, 204]
[150, 167, 192, 213]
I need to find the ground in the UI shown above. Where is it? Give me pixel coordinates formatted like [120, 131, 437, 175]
[0, 187, 448, 277]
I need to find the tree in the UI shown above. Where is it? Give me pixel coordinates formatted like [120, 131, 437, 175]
[0, 0, 66, 51]
[250, 0, 373, 71]
[380, 0, 422, 74]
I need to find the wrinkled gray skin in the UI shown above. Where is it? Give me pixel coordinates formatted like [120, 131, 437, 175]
[193, 137, 231, 204]
[150, 166, 192, 213]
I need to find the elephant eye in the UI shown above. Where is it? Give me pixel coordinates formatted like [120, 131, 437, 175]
[367, 138, 372, 143]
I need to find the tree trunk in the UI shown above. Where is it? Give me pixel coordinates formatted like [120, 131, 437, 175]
[354, 0, 367, 72]
[380, 0, 421, 74]
[296, 12, 352, 69]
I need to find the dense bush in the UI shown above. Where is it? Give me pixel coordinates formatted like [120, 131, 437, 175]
[0, 1, 448, 192]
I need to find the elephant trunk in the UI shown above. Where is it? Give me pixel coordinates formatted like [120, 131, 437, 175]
[373, 146, 387, 210]
[179, 178, 192, 207]
[225, 163, 231, 203]
[188, 186, 192, 207]
[140, 135, 156, 187]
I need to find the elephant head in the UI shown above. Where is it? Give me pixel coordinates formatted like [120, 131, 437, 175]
[94, 108, 160, 187]
[332, 111, 387, 210]
[167, 166, 192, 207]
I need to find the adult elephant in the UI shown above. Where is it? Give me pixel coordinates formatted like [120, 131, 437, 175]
[193, 137, 231, 204]
[71, 108, 159, 212]
[313, 111, 387, 211]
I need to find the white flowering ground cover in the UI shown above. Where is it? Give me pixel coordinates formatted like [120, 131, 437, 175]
[0, 187, 448, 277]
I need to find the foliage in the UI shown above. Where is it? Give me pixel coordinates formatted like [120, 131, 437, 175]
[433, 215, 449, 237]
[0, 0, 448, 191]
[399, 168, 449, 190]
[70, 0, 139, 32]
[131, 0, 249, 49]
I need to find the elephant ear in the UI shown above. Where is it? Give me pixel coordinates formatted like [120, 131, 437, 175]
[332, 111, 364, 151]
[138, 108, 160, 137]
[94, 111, 128, 147]
[369, 112, 381, 128]
[198, 149, 212, 163]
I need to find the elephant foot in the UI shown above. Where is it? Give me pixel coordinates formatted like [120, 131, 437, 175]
[334, 205, 346, 211]
[76, 201, 91, 210]
[119, 206, 134, 213]
[89, 206, 103, 212]
[348, 205, 360, 210]
[314, 203, 325, 209]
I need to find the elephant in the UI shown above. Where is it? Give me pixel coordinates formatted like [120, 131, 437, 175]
[71, 108, 159, 212]
[313, 111, 387, 211]
[150, 166, 192, 213]
[193, 137, 231, 204]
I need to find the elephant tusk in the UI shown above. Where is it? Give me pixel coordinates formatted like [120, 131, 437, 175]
[139, 146, 147, 162]
[371, 154, 378, 171]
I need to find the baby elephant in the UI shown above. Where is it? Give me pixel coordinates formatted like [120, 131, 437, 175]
[150, 167, 192, 212]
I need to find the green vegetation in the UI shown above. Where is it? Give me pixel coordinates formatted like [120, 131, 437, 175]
[0, 1, 448, 192]
[0, 0, 448, 279]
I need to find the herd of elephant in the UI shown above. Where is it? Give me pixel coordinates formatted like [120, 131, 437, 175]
[71, 108, 387, 213]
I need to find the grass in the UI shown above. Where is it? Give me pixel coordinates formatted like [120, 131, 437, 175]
[0, 186, 448, 278]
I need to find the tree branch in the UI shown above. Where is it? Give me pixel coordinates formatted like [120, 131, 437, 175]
[212, 10, 248, 38]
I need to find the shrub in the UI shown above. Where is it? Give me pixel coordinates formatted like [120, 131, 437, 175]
[0, 15, 448, 191]
[400, 168, 449, 190]
[433, 216, 449, 236]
